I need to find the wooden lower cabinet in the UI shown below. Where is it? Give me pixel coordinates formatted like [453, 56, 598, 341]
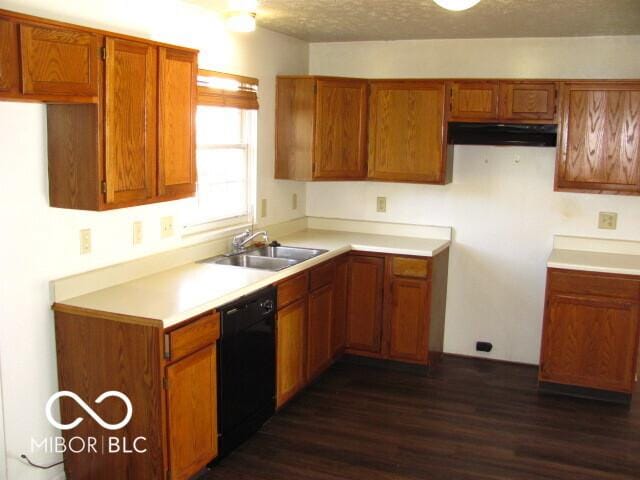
[53, 308, 220, 480]
[387, 278, 430, 362]
[346, 255, 385, 353]
[307, 284, 334, 380]
[347, 250, 449, 366]
[540, 269, 640, 396]
[276, 298, 307, 408]
[166, 344, 218, 480]
[331, 255, 349, 357]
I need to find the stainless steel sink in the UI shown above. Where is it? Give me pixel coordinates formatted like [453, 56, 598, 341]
[247, 246, 328, 261]
[201, 245, 328, 271]
[210, 255, 297, 271]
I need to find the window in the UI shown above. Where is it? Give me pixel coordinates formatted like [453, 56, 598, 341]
[185, 70, 258, 233]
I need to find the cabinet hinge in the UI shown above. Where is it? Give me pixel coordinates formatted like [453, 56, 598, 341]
[101, 181, 107, 194]
[163, 377, 168, 390]
[163, 333, 171, 360]
[101, 47, 107, 60]
[166, 469, 171, 480]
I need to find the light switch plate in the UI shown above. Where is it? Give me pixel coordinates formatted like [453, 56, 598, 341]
[80, 229, 91, 255]
[376, 196, 387, 213]
[160, 216, 174, 238]
[133, 221, 143, 245]
[598, 212, 618, 230]
[292, 193, 298, 210]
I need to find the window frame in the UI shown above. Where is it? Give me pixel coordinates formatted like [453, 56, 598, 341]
[183, 106, 257, 238]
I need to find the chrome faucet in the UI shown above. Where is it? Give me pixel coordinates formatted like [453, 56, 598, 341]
[231, 229, 269, 254]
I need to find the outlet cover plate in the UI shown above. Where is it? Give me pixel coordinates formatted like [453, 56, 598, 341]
[598, 212, 618, 230]
[80, 229, 91, 255]
[376, 196, 387, 213]
[161, 216, 174, 238]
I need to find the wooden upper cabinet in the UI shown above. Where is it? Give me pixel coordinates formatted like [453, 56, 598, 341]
[104, 38, 157, 205]
[346, 255, 385, 353]
[166, 344, 218, 480]
[158, 47, 197, 199]
[368, 81, 449, 183]
[556, 82, 640, 194]
[314, 78, 368, 179]
[20, 23, 99, 98]
[275, 76, 368, 181]
[499, 81, 557, 121]
[0, 17, 19, 94]
[449, 81, 499, 121]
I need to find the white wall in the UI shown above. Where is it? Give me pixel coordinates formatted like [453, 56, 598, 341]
[308, 35, 640, 365]
[0, 1, 308, 479]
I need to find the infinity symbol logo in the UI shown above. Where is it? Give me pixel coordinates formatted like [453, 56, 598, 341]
[45, 391, 133, 431]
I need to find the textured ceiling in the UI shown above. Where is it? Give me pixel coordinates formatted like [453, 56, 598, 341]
[187, 0, 640, 42]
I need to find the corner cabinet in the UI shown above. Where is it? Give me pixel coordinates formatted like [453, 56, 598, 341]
[0, 8, 198, 210]
[53, 307, 220, 480]
[539, 269, 640, 401]
[47, 38, 198, 210]
[555, 82, 640, 195]
[346, 250, 449, 366]
[368, 80, 452, 184]
[275, 76, 368, 181]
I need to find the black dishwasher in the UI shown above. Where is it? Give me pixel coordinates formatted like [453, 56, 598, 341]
[216, 285, 276, 458]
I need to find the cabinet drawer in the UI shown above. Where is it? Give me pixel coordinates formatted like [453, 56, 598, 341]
[309, 261, 336, 291]
[165, 312, 220, 361]
[392, 257, 429, 278]
[277, 272, 308, 309]
[549, 270, 640, 301]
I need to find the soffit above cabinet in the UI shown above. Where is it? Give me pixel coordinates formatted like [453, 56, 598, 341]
[247, 0, 640, 42]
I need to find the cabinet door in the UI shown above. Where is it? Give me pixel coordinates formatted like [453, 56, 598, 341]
[449, 81, 499, 121]
[166, 344, 218, 480]
[104, 38, 157, 204]
[307, 284, 333, 380]
[346, 256, 384, 353]
[313, 79, 368, 179]
[331, 256, 349, 358]
[20, 23, 99, 97]
[540, 293, 640, 393]
[388, 279, 429, 362]
[556, 83, 640, 193]
[368, 81, 447, 183]
[276, 298, 306, 408]
[0, 18, 19, 94]
[499, 82, 557, 121]
[158, 47, 197, 199]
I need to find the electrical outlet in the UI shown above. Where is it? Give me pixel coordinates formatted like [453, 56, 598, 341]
[598, 212, 618, 230]
[80, 229, 91, 255]
[133, 221, 143, 245]
[292, 193, 298, 210]
[261, 198, 267, 218]
[376, 196, 387, 213]
[160, 216, 174, 238]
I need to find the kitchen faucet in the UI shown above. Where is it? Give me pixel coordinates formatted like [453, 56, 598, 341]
[231, 229, 269, 254]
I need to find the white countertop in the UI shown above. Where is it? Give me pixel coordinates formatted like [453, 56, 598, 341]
[548, 235, 640, 276]
[548, 249, 640, 276]
[57, 229, 450, 328]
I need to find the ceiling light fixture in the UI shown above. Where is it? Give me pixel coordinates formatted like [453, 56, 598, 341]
[433, 0, 482, 11]
[226, 0, 258, 32]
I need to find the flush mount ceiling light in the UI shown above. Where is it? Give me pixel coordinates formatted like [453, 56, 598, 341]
[433, 0, 482, 11]
[226, 0, 258, 32]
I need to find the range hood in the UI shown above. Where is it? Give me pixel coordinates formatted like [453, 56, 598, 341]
[448, 122, 558, 147]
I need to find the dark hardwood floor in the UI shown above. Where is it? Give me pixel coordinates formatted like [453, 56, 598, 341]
[203, 356, 640, 480]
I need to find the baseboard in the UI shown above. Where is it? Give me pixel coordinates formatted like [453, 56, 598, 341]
[443, 352, 538, 368]
[340, 354, 429, 375]
[539, 381, 631, 405]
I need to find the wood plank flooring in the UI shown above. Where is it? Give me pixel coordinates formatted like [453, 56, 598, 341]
[203, 356, 640, 480]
